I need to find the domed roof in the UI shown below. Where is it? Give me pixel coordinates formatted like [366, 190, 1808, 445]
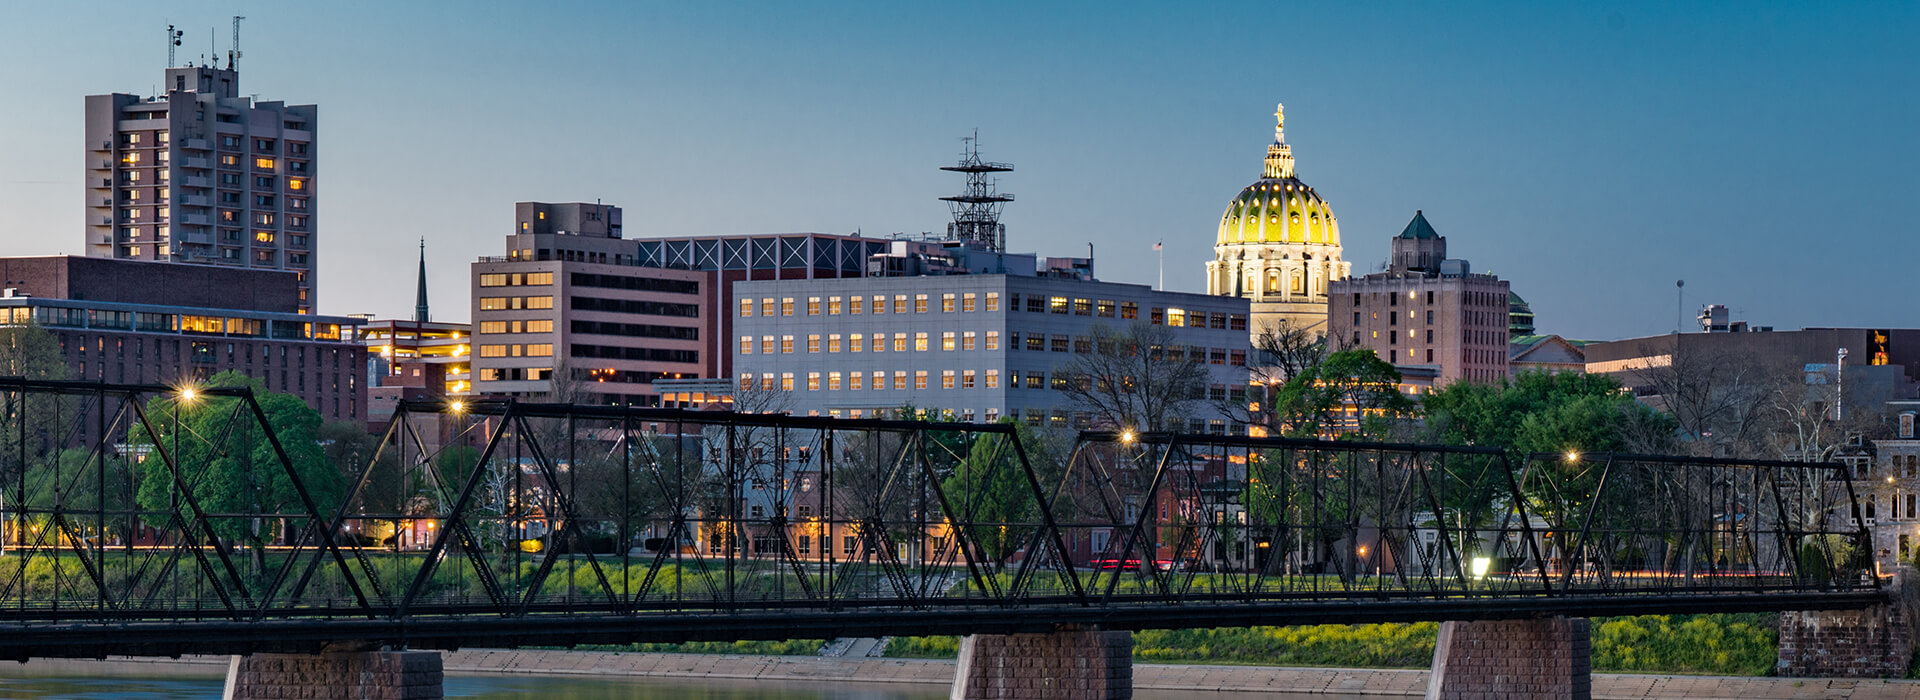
[1216, 104, 1341, 247]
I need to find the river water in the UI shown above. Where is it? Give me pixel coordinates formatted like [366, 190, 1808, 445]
[0, 669, 1364, 699]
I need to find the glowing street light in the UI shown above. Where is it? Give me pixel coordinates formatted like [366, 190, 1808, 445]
[446, 399, 466, 414]
[1564, 450, 1581, 463]
[1119, 429, 1137, 445]
[177, 386, 199, 404]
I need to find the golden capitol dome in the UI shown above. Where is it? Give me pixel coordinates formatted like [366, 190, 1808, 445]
[1206, 103, 1351, 335]
[1216, 104, 1341, 247]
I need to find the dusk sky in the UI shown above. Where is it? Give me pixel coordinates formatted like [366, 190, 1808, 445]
[0, 2, 1912, 340]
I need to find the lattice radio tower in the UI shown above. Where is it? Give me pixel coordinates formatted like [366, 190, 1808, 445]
[939, 132, 1014, 252]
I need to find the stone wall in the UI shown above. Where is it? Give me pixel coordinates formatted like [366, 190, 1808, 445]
[1426, 617, 1591, 700]
[951, 629, 1132, 700]
[1778, 572, 1918, 678]
[224, 651, 443, 700]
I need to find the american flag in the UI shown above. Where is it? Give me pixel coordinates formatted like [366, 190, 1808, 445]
[1152, 241, 1162, 251]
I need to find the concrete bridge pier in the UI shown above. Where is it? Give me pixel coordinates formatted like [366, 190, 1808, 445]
[1426, 617, 1591, 700]
[223, 649, 443, 700]
[1777, 570, 1920, 678]
[951, 627, 1132, 700]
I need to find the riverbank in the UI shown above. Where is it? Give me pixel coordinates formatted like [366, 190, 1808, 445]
[15, 650, 1920, 699]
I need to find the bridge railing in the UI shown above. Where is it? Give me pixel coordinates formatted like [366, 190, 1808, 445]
[0, 378, 1877, 630]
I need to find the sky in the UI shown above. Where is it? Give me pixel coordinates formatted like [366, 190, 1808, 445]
[0, 1, 1913, 340]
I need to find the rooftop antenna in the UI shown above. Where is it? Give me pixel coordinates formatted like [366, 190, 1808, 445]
[939, 130, 1015, 252]
[165, 25, 184, 67]
[231, 16, 245, 71]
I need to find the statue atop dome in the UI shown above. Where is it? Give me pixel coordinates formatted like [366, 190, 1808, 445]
[1274, 103, 1285, 136]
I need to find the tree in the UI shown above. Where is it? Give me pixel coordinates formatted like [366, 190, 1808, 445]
[1629, 343, 1773, 457]
[1268, 349, 1416, 438]
[1056, 322, 1208, 433]
[941, 419, 1043, 563]
[134, 371, 345, 570]
[0, 322, 72, 489]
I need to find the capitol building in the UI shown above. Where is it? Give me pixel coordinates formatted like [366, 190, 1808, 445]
[1206, 104, 1351, 335]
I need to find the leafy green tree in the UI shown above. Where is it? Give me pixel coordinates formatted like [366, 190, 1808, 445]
[941, 419, 1041, 563]
[1268, 349, 1417, 438]
[0, 322, 72, 489]
[134, 371, 345, 569]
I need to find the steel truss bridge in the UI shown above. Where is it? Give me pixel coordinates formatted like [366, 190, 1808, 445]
[0, 378, 1883, 658]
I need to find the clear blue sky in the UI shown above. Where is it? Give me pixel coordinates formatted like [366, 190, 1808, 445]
[0, 1, 1913, 340]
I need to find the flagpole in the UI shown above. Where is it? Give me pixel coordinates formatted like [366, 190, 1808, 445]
[1155, 241, 1164, 290]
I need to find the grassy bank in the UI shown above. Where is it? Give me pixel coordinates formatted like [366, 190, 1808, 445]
[888, 614, 1781, 676]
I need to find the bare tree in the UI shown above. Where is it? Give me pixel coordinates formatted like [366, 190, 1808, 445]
[1056, 322, 1208, 433]
[1630, 343, 1774, 457]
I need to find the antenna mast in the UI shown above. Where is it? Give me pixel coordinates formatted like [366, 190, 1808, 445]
[165, 25, 183, 67]
[231, 16, 245, 71]
[939, 131, 1015, 252]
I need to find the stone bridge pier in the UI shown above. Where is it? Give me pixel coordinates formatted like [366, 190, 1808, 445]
[951, 627, 1132, 700]
[223, 649, 443, 700]
[1426, 617, 1592, 700]
[1777, 569, 1920, 678]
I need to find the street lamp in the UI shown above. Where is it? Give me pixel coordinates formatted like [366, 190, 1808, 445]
[1119, 429, 1137, 446]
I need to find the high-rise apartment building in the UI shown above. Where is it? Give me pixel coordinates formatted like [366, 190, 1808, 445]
[84, 64, 319, 313]
[1329, 212, 1512, 385]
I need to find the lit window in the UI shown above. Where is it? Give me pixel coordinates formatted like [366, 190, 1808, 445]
[872, 335, 885, 353]
[288, 179, 305, 191]
[850, 333, 863, 352]
[941, 370, 955, 389]
[761, 298, 775, 316]
[850, 372, 864, 390]
[941, 332, 956, 351]
[762, 336, 775, 354]
[985, 370, 999, 389]
[893, 371, 907, 390]
[914, 332, 928, 352]
[915, 371, 928, 390]
[740, 336, 752, 354]
[807, 334, 820, 353]
[807, 372, 820, 391]
[254, 231, 273, 243]
[781, 298, 794, 316]
[807, 297, 821, 315]
[780, 373, 794, 391]
[941, 294, 955, 312]
[827, 372, 841, 390]
[829, 296, 842, 315]
[739, 299, 752, 317]
[963, 293, 977, 312]
[781, 335, 794, 354]
[828, 334, 842, 353]
[963, 331, 976, 351]
[1050, 296, 1069, 314]
[894, 333, 907, 352]
[962, 370, 976, 389]
[254, 158, 275, 169]
[893, 295, 908, 313]
[986, 332, 999, 350]
[851, 297, 865, 314]
[986, 292, 1000, 311]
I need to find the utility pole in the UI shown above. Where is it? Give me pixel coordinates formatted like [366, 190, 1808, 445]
[1836, 347, 1849, 422]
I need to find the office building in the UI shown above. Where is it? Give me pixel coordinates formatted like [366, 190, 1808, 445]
[1329, 212, 1512, 385]
[84, 62, 319, 313]
[470, 203, 880, 405]
[355, 243, 471, 427]
[1206, 103, 1352, 336]
[0, 256, 363, 422]
[733, 270, 1251, 431]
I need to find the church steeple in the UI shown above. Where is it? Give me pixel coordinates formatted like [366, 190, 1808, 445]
[413, 238, 430, 323]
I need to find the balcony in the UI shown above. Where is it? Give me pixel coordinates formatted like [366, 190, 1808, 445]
[177, 194, 211, 207]
[182, 138, 210, 151]
[177, 212, 213, 226]
[89, 160, 111, 171]
[176, 230, 214, 245]
[90, 139, 111, 152]
[181, 175, 210, 188]
[180, 156, 211, 169]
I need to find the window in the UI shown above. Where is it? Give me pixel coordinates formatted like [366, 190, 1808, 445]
[828, 372, 841, 390]
[780, 373, 794, 391]
[739, 299, 753, 317]
[478, 297, 509, 310]
[781, 298, 794, 316]
[942, 332, 956, 351]
[526, 296, 553, 309]
[1051, 335, 1069, 353]
[526, 344, 553, 357]
[914, 332, 929, 352]
[829, 296, 842, 315]
[894, 295, 909, 313]
[851, 296, 865, 314]
[781, 335, 795, 353]
[915, 294, 928, 313]
[762, 336, 775, 354]
[807, 372, 820, 391]
[850, 333, 863, 352]
[1097, 300, 1115, 317]
[915, 371, 928, 390]
[761, 298, 775, 316]
[828, 334, 842, 353]
[963, 331, 976, 351]
[942, 293, 956, 312]
[1074, 298, 1092, 316]
[894, 333, 908, 352]
[941, 370, 955, 389]
[806, 334, 820, 353]
[254, 157, 276, 169]
[872, 335, 886, 352]
[963, 293, 976, 312]
[963, 370, 976, 389]
[985, 332, 999, 350]
[850, 372, 864, 390]
[893, 371, 907, 390]
[478, 345, 507, 358]
[985, 370, 999, 388]
[986, 292, 1000, 311]
[1120, 302, 1138, 320]
[1050, 296, 1070, 314]
[807, 297, 821, 315]
[740, 336, 753, 354]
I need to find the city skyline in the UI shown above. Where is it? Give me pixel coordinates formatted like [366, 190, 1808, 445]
[0, 2, 1913, 340]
